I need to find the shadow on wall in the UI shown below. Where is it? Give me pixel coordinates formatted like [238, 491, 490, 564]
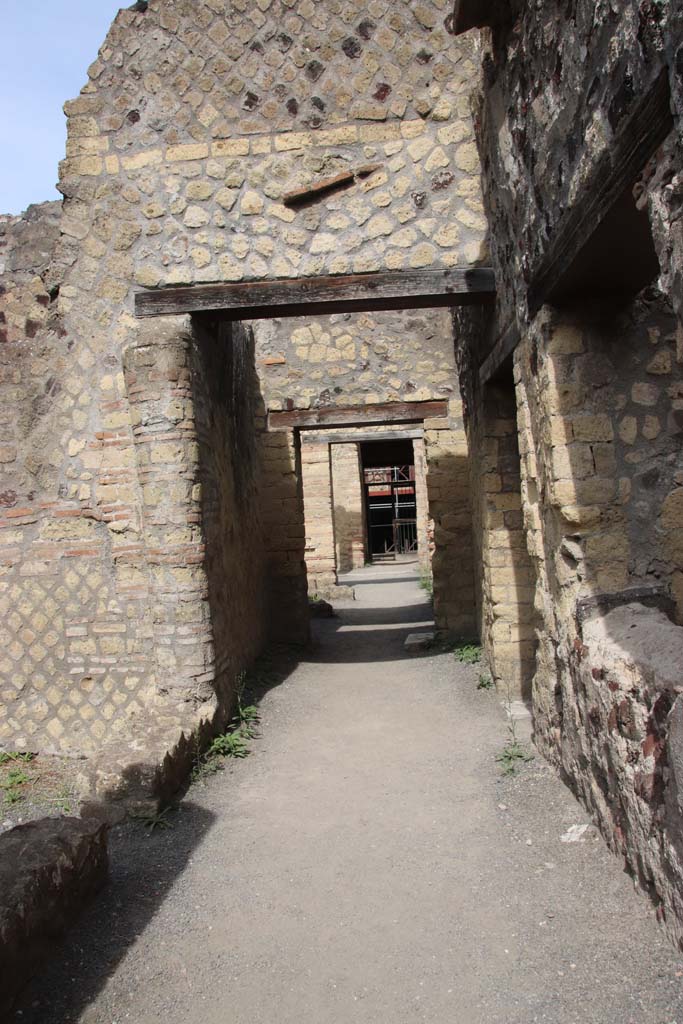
[333, 503, 365, 573]
[424, 451, 477, 640]
[480, 373, 537, 702]
[192, 317, 270, 712]
[196, 314, 310, 664]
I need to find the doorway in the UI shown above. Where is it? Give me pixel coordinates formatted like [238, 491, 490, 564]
[360, 439, 417, 563]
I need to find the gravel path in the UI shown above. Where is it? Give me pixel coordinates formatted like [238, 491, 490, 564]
[13, 563, 683, 1024]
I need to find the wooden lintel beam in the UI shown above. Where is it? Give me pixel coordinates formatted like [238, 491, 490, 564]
[304, 428, 424, 445]
[134, 268, 495, 320]
[528, 69, 673, 316]
[479, 320, 520, 386]
[268, 400, 448, 431]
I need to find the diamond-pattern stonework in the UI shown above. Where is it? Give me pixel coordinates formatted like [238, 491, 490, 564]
[1, 0, 486, 799]
[0, 551, 155, 755]
[59, 0, 486, 290]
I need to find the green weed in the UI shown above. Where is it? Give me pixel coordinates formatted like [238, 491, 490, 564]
[419, 572, 433, 598]
[453, 642, 482, 665]
[496, 738, 534, 776]
[191, 751, 223, 783]
[209, 731, 250, 759]
[496, 677, 534, 776]
[1, 767, 29, 806]
[233, 696, 260, 738]
[0, 751, 34, 765]
[477, 673, 494, 690]
[135, 807, 175, 832]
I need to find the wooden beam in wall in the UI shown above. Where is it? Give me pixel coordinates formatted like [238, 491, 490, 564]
[528, 69, 673, 315]
[268, 400, 447, 431]
[134, 268, 496, 320]
[305, 428, 425, 445]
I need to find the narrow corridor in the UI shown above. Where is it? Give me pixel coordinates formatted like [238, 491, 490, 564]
[16, 565, 683, 1023]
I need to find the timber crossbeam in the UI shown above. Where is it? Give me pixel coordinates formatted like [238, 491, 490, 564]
[134, 268, 495, 320]
[268, 400, 448, 431]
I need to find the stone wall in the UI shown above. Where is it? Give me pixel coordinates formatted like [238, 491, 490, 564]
[300, 437, 337, 595]
[254, 307, 460, 410]
[257, 425, 309, 645]
[2, 0, 488, 795]
[470, 0, 683, 330]
[476, 375, 535, 697]
[424, 399, 476, 637]
[60, 0, 486, 292]
[458, 0, 683, 944]
[191, 319, 269, 701]
[0, 293, 279, 803]
[512, 295, 683, 746]
[413, 436, 431, 573]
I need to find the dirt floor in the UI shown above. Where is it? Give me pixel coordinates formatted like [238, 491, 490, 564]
[1, 751, 81, 833]
[12, 562, 683, 1023]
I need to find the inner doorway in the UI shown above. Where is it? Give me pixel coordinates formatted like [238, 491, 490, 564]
[360, 439, 417, 563]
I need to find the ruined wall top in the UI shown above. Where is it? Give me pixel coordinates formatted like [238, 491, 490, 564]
[78, 0, 465, 138]
[57, 0, 487, 291]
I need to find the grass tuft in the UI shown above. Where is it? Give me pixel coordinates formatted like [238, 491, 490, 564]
[496, 738, 534, 776]
[453, 642, 482, 665]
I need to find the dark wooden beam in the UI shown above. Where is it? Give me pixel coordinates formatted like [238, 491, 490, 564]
[305, 428, 424, 445]
[134, 268, 496, 320]
[528, 69, 673, 316]
[282, 164, 380, 207]
[268, 400, 447, 431]
[453, 0, 502, 34]
[479, 320, 520, 386]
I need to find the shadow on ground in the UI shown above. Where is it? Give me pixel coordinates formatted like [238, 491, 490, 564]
[11, 646, 305, 1024]
[11, 802, 216, 1024]
[11, 574, 437, 1020]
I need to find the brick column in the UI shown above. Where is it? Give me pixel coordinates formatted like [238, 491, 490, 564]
[258, 427, 310, 644]
[424, 398, 477, 637]
[331, 443, 366, 573]
[301, 437, 337, 596]
[124, 317, 217, 708]
[413, 437, 431, 572]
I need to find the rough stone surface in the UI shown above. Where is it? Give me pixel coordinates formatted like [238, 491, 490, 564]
[0, 0, 483, 800]
[0, 816, 108, 1017]
[57, 0, 486, 288]
[455, 0, 683, 946]
[404, 629, 435, 650]
[254, 308, 460, 411]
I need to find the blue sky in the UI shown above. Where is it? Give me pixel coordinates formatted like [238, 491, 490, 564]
[1, 1, 122, 215]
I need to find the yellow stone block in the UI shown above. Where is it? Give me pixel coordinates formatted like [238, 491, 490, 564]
[273, 132, 313, 152]
[166, 143, 209, 162]
[212, 139, 250, 157]
[121, 149, 162, 170]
